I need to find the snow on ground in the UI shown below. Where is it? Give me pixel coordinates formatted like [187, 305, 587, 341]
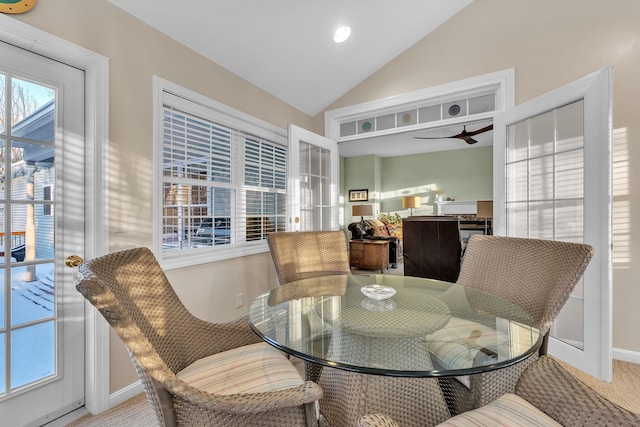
[0, 263, 55, 391]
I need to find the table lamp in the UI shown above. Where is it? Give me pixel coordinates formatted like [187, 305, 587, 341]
[402, 196, 420, 216]
[476, 200, 493, 235]
[352, 204, 373, 239]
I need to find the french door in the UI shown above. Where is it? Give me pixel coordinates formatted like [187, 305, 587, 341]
[493, 68, 612, 381]
[287, 124, 339, 231]
[0, 42, 86, 425]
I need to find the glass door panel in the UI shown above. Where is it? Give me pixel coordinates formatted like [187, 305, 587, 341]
[2, 76, 57, 391]
[529, 111, 554, 157]
[495, 68, 612, 380]
[288, 125, 338, 231]
[505, 101, 587, 349]
[11, 321, 55, 389]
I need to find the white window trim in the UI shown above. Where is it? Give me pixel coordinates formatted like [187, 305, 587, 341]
[152, 77, 287, 270]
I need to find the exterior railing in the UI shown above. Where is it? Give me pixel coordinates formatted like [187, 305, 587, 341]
[0, 231, 26, 249]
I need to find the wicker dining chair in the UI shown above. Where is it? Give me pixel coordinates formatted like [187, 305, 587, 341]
[267, 231, 351, 285]
[75, 247, 322, 427]
[434, 235, 594, 413]
[267, 230, 351, 385]
[358, 355, 640, 426]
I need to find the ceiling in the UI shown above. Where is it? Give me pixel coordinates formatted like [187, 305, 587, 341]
[107, 0, 472, 117]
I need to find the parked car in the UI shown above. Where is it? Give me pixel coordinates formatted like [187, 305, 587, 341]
[194, 218, 231, 245]
[0, 244, 26, 262]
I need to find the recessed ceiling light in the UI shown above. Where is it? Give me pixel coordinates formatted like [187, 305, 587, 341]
[333, 26, 351, 43]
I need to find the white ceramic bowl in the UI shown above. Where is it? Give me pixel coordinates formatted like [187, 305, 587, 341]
[360, 284, 396, 301]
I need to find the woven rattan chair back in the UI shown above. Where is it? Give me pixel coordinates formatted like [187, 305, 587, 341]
[439, 236, 594, 414]
[76, 247, 207, 374]
[457, 235, 594, 334]
[268, 231, 350, 285]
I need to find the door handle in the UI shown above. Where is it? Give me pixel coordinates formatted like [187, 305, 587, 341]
[295, 217, 300, 223]
[65, 255, 84, 267]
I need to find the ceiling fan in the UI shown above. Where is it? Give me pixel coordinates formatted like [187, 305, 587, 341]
[414, 124, 493, 145]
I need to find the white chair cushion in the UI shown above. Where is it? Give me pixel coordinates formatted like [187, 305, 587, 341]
[428, 317, 509, 368]
[177, 342, 304, 395]
[427, 317, 506, 388]
[436, 393, 562, 426]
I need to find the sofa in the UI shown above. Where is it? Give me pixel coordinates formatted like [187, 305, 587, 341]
[347, 219, 403, 267]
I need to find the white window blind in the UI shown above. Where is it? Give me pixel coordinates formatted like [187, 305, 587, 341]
[160, 91, 287, 261]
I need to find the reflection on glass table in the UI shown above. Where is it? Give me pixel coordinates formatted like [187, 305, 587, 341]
[248, 274, 542, 378]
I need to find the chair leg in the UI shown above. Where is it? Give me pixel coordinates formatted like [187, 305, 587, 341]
[304, 402, 319, 427]
[539, 331, 550, 356]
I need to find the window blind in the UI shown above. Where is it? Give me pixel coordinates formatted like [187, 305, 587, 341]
[161, 103, 287, 254]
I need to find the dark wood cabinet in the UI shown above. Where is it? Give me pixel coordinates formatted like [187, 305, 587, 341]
[402, 216, 462, 282]
[349, 240, 389, 273]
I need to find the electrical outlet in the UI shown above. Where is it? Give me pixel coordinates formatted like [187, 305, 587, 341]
[235, 292, 244, 308]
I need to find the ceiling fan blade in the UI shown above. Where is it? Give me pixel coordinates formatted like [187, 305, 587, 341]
[414, 124, 493, 143]
[459, 124, 493, 137]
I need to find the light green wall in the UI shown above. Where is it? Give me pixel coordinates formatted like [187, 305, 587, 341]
[343, 155, 380, 227]
[342, 146, 493, 221]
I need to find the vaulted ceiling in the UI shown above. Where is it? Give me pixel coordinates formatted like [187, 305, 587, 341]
[108, 0, 473, 117]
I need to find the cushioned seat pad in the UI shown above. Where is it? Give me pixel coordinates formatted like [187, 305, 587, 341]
[177, 342, 304, 395]
[428, 317, 505, 387]
[436, 393, 562, 426]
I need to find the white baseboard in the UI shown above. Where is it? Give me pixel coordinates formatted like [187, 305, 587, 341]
[45, 381, 143, 426]
[613, 347, 640, 364]
[109, 380, 144, 408]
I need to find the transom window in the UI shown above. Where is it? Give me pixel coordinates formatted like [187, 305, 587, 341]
[155, 78, 287, 268]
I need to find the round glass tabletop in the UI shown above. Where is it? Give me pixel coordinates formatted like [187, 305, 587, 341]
[248, 274, 542, 377]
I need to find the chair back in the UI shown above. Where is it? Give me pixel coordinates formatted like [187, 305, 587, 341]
[76, 247, 205, 374]
[268, 231, 350, 285]
[457, 235, 593, 333]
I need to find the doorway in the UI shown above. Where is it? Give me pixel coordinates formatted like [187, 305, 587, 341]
[0, 40, 86, 426]
[327, 68, 612, 380]
[0, 15, 110, 420]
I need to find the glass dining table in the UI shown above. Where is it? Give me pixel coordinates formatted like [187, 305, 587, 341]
[247, 274, 542, 379]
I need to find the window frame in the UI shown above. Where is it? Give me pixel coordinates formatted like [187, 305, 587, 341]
[43, 184, 53, 216]
[153, 77, 288, 269]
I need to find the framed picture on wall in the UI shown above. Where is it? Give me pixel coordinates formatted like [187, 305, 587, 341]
[349, 189, 368, 202]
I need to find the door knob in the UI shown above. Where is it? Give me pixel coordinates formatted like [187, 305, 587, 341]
[65, 255, 84, 267]
[295, 217, 300, 224]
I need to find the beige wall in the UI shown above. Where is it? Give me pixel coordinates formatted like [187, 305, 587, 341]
[14, 0, 312, 392]
[321, 0, 640, 353]
[9, 0, 640, 396]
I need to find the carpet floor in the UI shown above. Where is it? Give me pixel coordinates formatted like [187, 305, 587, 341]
[66, 358, 640, 426]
